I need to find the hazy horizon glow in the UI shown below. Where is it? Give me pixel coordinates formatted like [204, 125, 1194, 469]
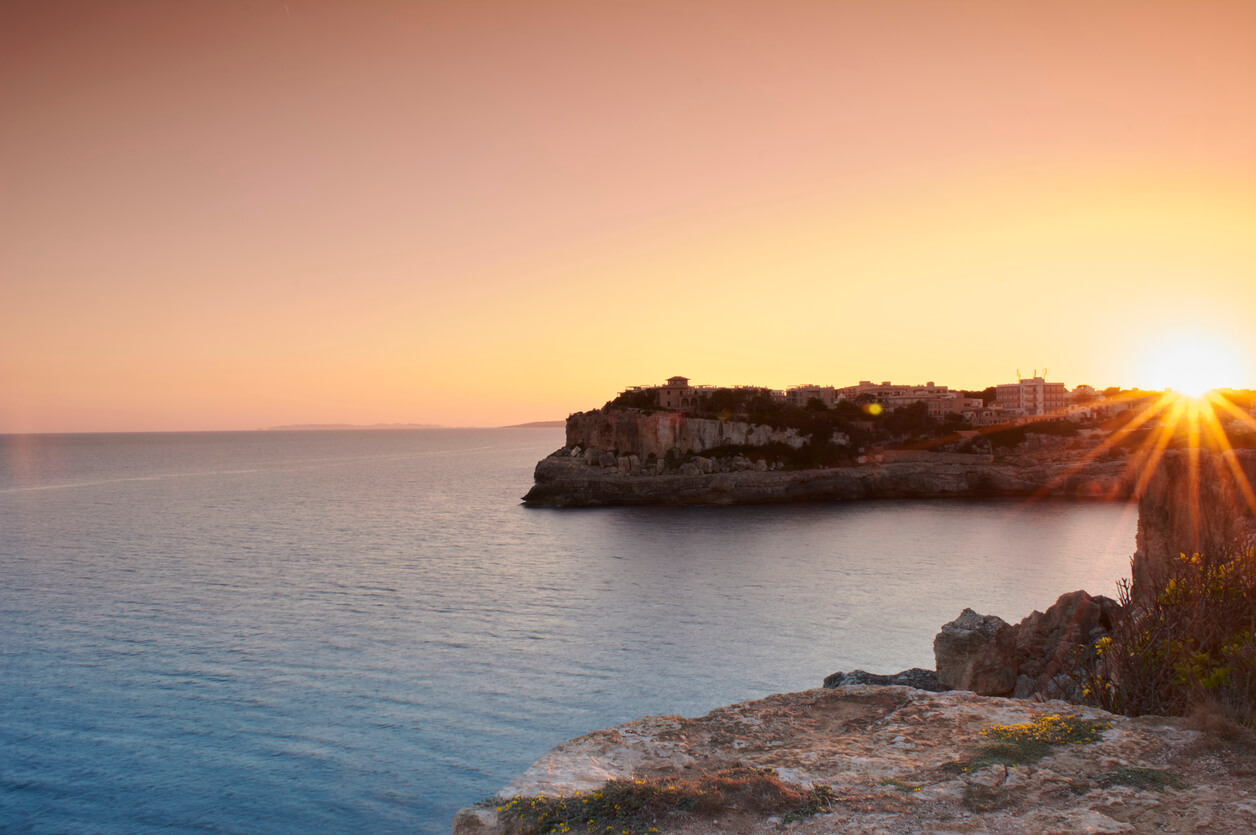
[2, 1, 1254, 433]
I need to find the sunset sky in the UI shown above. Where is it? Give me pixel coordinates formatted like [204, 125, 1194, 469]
[2, 1, 1254, 433]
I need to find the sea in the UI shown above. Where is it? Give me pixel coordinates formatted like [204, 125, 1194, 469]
[0, 428, 1139, 834]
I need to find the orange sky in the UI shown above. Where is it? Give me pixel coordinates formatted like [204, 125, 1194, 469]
[2, 1, 1254, 433]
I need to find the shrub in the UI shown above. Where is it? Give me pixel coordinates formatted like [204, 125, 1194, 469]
[940, 714, 1109, 775]
[606, 390, 658, 410]
[981, 713, 1110, 745]
[494, 768, 834, 834]
[1085, 541, 1256, 722]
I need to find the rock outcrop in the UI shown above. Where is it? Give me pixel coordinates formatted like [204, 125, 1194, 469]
[1132, 448, 1256, 601]
[822, 667, 944, 691]
[523, 453, 1134, 506]
[453, 686, 1256, 835]
[524, 406, 1140, 506]
[934, 609, 1020, 696]
[934, 591, 1120, 700]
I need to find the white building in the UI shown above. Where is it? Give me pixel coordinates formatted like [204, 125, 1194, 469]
[835, 380, 951, 410]
[995, 376, 1068, 417]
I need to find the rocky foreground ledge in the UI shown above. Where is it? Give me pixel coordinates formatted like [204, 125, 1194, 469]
[523, 453, 1134, 507]
[453, 685, 1256, 835]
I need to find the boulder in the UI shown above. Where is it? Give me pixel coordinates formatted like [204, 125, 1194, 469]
[823, 668, 944, 691]
[1009, 590, 1119, 698]
[934, 608, 1017, 695]
[934, 591, 1120, 699]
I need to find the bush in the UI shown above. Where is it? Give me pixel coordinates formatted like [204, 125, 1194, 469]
[940, 714, 1109, 774]
[1085, 541, 1256, 722]
[494, 768, 835, 834]
[606, 390, 658, 410]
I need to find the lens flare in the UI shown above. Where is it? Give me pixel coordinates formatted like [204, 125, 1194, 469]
[1140, 336, 1243, 398]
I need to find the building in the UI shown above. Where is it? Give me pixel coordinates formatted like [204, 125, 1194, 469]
[995, 376, 1068, 417]
[615, 375, 719, 411]
[963, 407, 1013, 427]
[927, 394, 985, 420]
[785, 385, 837, 408]
[835, 380, 951, 411]
[656, 376, 698, 410]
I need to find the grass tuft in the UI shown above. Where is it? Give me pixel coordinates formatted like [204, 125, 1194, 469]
[1095, 767, 1186, 792]
[879, 777, 922, 792]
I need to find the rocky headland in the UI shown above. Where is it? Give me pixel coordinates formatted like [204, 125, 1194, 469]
[469, 449, 1256, 834]
[523, 407, 1137, 507]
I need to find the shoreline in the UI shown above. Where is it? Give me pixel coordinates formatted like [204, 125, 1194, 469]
[523, 453, 1135, 507]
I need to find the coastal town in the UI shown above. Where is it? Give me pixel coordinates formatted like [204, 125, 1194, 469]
[619, 373, 1141, 426]
[520, 372, 1256, 507]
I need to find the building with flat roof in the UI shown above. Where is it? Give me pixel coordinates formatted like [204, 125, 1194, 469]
[835, 380, 951, 410]
[995, 376, 1068, 416]
[617, 375, 720, 411]
[785, 385, 837, 408]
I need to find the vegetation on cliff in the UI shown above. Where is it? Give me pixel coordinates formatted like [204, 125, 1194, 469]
[1085, 540, 1256, 726]
[493, 767, 836, 835]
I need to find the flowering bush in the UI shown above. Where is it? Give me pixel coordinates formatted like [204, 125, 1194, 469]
[1086, 543, 1256, 722]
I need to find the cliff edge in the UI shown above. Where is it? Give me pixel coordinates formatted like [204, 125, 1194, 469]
[454, 686, 1255, 834]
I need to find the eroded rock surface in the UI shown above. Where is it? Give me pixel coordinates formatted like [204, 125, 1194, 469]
[566, 409, 810, 461]
[1133, 449, 1256, 602]
[453, 686, 1256, 835]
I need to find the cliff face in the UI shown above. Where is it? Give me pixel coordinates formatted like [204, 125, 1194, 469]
[565, 408, 807, 459]
[523, 453, 1134, 507]
[528, 407, 1137, 506]
[1132, 449, 1256, 600]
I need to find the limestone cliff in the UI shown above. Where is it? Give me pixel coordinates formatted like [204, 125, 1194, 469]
[565, 408, 808, 460]
[1132, 449, 1256, 601]
[523, 452, 1135, 507]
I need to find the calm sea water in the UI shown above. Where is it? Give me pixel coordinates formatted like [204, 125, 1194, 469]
[0, 429, 1138, 833]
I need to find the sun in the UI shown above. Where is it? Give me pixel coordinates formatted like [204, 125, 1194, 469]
[1140, 335, 1242, 398]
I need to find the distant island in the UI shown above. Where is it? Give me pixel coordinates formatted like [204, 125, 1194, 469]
[498, 420, 565, 429]
[262, 423, 445, 431]
[262, 420, 564, 431]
